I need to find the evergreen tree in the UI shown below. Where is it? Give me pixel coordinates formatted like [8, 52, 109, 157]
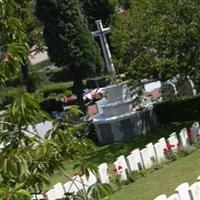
[82, 0, 117, 30]
[36, 0, 103, 111]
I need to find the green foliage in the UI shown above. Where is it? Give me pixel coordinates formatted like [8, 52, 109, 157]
[154, 95, 200, 124]
[111, 0, 200, 84]
[36, 0, 103, 111]
[35, 82, 72, 100]
[82, 0, 117, 29]
[177, 146, 196, 158]
[0, 0, 28, 84]
[36, 0, 103, 79]
[0, 87, 26, 109]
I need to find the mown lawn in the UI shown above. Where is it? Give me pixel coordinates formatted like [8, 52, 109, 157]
[111, 150, 200, 200]
[47, 121, 199, 199]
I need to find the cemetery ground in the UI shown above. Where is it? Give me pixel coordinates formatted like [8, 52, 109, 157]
[46, 121, 200, 199]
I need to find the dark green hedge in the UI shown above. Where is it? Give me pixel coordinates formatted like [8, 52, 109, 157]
[154, 96, 200, 124]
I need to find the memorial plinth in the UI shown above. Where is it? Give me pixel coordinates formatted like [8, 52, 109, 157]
[93, 82, 157, 144]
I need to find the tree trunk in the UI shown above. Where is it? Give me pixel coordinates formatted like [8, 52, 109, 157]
[73, 78, 85, 113]
[21, 58, 35, 93]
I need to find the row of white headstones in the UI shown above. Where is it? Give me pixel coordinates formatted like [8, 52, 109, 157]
[32, 122, 200, 200]
[154, 176, 200, 200]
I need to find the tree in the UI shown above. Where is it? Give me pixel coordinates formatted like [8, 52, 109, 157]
[111, 0, 200, 86]
[36, 0, 103, 112]
[0, 1, 112, 199]
[15, 0, 44, 93]
[82, 0, 117, 30]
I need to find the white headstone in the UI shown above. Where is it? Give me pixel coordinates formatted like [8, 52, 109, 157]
[127, 153, 140, 172]
[191, 122, 200, 138]
[113, 157, 128, 181]
[158, 138, 167, 150]
[167, 193, 180, 200]
[189, 182, 200, 200]
[146, 143, 156, 163]
[154, 141, 165, 162]
[179, 128, 189, 147]
[64, 176, 83, 194]
[98, 163, 110, 184]
[175, 182, 190, 200]
[81, 171, 97, 191]
[129, 149, 144, 171]
[140, 148, 153, 169]
[26, 121, 53, 139]
[167, 133, 179, 151]
[31, 194, 45, 200]
[197, 175, 200, 182]
[53, 182, 65, 199]
[154, 194, 167, 200]
[46, 188, 56, 200]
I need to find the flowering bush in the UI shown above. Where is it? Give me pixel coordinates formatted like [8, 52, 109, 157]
[163, 143, 178, 162]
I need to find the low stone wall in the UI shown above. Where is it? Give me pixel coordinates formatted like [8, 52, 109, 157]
[94, 108, 157, 144]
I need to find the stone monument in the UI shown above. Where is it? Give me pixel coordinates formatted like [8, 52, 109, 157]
[93, 82, 157, 144]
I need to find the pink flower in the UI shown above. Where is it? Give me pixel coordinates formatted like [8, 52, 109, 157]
[196, 134, 200, 139]
[117, 165, 123, 171]
[187, 129, 192, 138]
[177, 142, 181, 148]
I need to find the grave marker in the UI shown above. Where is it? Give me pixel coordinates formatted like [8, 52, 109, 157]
[167, 133, 179, 151]
[154, 194, 167, 200]
[98, 163, 110, 184]
[140, 148, 153, 169]
[179, 128, 189, 147]
[189, 182, 200, 200]
[175, 182, 190, 200]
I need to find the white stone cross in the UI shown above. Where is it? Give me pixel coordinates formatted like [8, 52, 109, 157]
[92, 20, 116, 77]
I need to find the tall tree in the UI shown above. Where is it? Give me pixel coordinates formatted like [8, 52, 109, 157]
[36, 0, 103, 112]
[15, 0, 44, 93]
[111, 0, 200, 86]
[82, 0, 117, 30]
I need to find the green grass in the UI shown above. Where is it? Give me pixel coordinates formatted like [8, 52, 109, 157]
[47, 121, 197, 192]
[111, 150, 200, 200]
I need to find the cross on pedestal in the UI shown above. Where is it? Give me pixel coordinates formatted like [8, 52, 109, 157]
[92, 20, 116, 77]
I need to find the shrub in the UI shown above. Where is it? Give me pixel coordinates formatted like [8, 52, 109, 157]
[0, 87, 26, 109]
[154, 96, 200, 124]
[35, 82, 72, 100]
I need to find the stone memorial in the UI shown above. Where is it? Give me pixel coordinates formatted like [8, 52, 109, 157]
[93, 82, 157, 144]
[98, 163, 110, 184]
[64, 176, 83, 194]
[167, 133, 179, 151]
[127, 149, 143, 171]
[175, 182, 190, 200]
[154, 141, 165, 162]
[46, 188, 56, 200]
[167, 194, 180, 200]
[191, 122, 200, 138]
[158, 137, 167, 150]
[146, 143, 156, 163]
[189, 182, 200, 200]
[53, 182, 65, 199]
[81, 171, 97, 192]
[154, 195, 167, 200]
[179, 128, 189, 147]
[140, 148, 153, 169]
[113, 156, 129, 181]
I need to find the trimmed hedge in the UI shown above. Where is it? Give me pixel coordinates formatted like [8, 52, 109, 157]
[154, 96, 200, 124]
[35, 82, 72, 100]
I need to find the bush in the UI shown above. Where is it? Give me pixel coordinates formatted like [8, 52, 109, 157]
[35, 82, 72, 100]
[154, 96, 200, 124]
[0, 87, 26, 109]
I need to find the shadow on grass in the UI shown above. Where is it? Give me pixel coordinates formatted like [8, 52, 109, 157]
[85, 121, 192, 165]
